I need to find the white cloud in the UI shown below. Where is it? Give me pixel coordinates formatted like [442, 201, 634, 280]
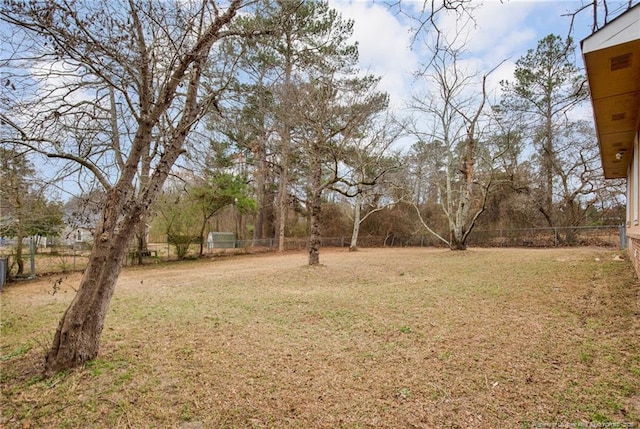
[329, 0, 596, 125]
[464, 1, 538, 58]
[329, 1, 419, 108]
[329, 0, 555, 107]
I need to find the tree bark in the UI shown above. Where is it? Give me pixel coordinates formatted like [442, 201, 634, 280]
[543, 114, 554, 227]
[308, 144, 322, 265]
[135, 148, 152, 264]
[349, 192, 362, 251]
[45, 187, 139, 374]
[449, 227, 467, 250]
[277, 134, 290, 252]
[15, 228, 24, 276]
[199, 221, 207, 257]
[253, 138, 267, 243]
[276, 30, 294, 252]
[45, 47, 213, 375]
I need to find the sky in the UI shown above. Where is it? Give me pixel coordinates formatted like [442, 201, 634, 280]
[327, 0, 632, 115]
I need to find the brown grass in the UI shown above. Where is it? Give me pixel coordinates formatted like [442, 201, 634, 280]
[1, 247, 639, 428]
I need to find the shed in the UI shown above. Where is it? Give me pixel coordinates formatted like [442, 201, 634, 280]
[207, 232, 236, 249]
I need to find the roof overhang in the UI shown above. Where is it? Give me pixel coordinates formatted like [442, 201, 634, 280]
[581, 4, 640, 179]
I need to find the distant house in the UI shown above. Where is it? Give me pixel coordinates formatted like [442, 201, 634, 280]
[60, 194, 103, 248]
[582, 4, 640, 274]
[60, 225, 94, 247]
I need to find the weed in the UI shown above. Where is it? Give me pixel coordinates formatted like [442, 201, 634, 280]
[180, 348, 195, 356]
[399, 325, 412, 334]
[0, 343, 32, 361]
[589, 412, 612, 422]
[396, 387, 412, 400]
[180, 405, 193, 421]
[438, 350, 453, 361]
[579, 350, 593, 365]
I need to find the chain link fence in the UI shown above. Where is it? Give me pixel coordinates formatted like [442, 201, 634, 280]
[0, 225, 624, 278]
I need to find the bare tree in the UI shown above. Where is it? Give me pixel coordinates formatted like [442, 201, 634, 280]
[330, 115, 403, 251]
[564, 0, 640, 35]
[547, 120, 625, 241]
[1, 0, 257, 374]
[389, 0, 477, 51]
[408, 44, 503, 250]
[391, 0, 639, 44]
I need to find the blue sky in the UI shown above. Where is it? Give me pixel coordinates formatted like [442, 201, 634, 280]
[328, 0, 634, 116]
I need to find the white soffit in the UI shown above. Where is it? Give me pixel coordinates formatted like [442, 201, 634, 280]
[582, 5, 640, 53]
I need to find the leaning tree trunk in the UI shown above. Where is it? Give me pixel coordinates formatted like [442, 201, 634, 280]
[31, 0, 242, 375]
[44, 190, 141, 375]
[44, 59, 203, 373]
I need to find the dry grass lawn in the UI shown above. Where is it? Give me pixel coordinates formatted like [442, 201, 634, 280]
[1, 247, 640, 428]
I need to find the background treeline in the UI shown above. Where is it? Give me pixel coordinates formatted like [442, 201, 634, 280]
[1, 1, 626, 266]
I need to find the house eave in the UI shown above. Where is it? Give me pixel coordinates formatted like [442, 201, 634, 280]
[581, 4, 640, 180]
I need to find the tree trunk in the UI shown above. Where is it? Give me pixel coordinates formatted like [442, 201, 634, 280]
[308, 192, 321, 265]
[308, 145, 322, 265]
[15, 228, 24, 276]
[45, 241, 125, 374]
[44, 195, 139, 374]
[135, 223, 147, 265]
[450, 226, 467, 250]
[276, 170, 288, 251]
[198, 221, 206, 257]
[543, 108, 554, 224]
[349, 193, 362, 252]
[253, 138, 271, 243]
[253, 157, 265, 242]
[135, 158, 151, 265]
[276, 43, 293, 252]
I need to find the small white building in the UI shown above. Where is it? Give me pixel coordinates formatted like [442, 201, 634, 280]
[207, 232, 236, 249]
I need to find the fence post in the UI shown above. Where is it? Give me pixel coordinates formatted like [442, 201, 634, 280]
[619, 224, 627, 249]
[29, 237, 36, 279]
[0, 257, 7, 290]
